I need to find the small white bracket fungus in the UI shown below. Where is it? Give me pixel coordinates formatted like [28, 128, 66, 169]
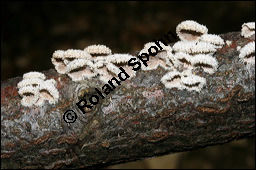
[63, 49, 92, 59]
[176, 20, 208, 41]
[180, 73, 206, 92]
[239, 41, 255, 65]
[84, 44, 112, 56]
[161, 70, 207, 92]
[38, 79, 59, 105]
[172, 41, 217, 55]
[52, 49, 92, 74]
[95, 62, 121, 84]
[93, 54, 134, 84]
[200, 34, 225, 48]
[155, 44, 174, 69]
[17, 72, 60, 107]
[17, 78, 45, 89]
[139, 42, 173, 70]
[18, 86, 40, 107]
[191, 54, 218, 74]
[51, 50, 67, 74]
[160, 71, 185, 90]
[173, 52, 193, 70]
[65, 59, 97, 81]
[241, 22, 255, 38]
[105, 54, 137, 77]
[63, 49, 91, 65]
[23, 71, 46, 80]
[141, 56, 173, 71]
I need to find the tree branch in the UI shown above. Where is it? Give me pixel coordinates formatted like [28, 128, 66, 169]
[1, 32, 255, 169]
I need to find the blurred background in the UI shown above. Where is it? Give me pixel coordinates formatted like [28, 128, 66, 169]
[1, 1, 255, 169]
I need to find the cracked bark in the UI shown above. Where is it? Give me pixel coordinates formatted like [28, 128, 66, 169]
[1, 32, 255, 169]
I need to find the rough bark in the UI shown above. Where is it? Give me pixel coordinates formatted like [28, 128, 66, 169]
[1, 32, 255, 169]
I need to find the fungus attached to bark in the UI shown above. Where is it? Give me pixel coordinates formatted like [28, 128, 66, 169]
[139, 42, 173, 70]
[105, 54, 137, 78]
[94, 61, 129, 84]
[17, 78, 44, 89]
[17, 72, 60, 107]
[95, 63, 119, 84]
[65, 59, 97, 81]
[191, 54, 218, 74]
[160, 71, 184, 90]
[22, 71, 46, 80]
[18, 86, 40, 107]
[176, 20, 208, 41]
[161, 69, 207, 92]
[84, 44, 112, 56]
[52, 49, 91, 74]
[180, 73, 206, 92]
[172, 41, 217, 55]
[38, 79, 59, 105]
[200, 34, 225, 48]
[241, 22, 255, 38]
[51, 50, 68, 74]
[173, 52, 193, 70]
[239, 41, 255, 65]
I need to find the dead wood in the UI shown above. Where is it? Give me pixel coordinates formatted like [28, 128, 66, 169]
[1, 32, 255, 169]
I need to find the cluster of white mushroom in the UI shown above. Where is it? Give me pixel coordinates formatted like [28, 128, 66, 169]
[52, 45, 136, 83]
[241, 22, 255, 38]
[162, 20, 224, 92]
[17, 72, 59, 107]
[17, 20, 255, 107]
[138, 20, 224, 92]
[239, 22, 255, 65]
[138, 42, 174, 71]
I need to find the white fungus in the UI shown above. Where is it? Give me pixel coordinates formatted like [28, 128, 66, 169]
[23, 71, 46, 80]
[84, 44, 112, 56]
[139, 42, 173, 70]
[105, 54, 137, 77]
[172, 41, 217, 55]
[52, 50, 65, 59]
[160, 71, 185, 90]
[17, 78, 45, 89]
[191, 54, 218, 74]
[17, 72, 60, 107]
[172, 52, 193, 70]
[64, 49, 91, 59]
[51, 50, 67, 74]
[239, 41, 255, 64]
[51, 49, 92, 74]
[176, 20, 208, 41]
[159, 20, 222, 92]
[18, 86, 40, 107]
[96, 62, 121, 84]
[65, 59, 97, 81]
[200, 34, 225, 48]
[161, 70, 207, 92]
[180, 73, 206, 92]
[62, 50, 91, 65]
[38, 79, 59, 105]
[241, 22, 255, 38]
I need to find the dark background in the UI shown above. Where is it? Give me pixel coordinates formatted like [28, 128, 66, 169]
[1, 1, 255, 169]
[1, 1, 255, 81]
